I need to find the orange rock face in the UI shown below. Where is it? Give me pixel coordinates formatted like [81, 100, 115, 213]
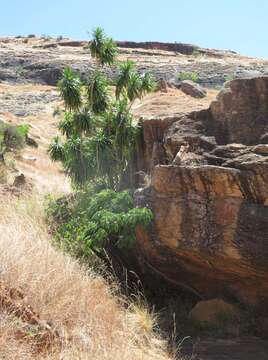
[135, 77, 268, 305]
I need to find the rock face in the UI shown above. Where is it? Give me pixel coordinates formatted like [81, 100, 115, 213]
[135, 77, 268, 306]
[117, 41, 197, 55]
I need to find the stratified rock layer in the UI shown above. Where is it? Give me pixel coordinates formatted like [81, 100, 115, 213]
[135, 77, 268, 305]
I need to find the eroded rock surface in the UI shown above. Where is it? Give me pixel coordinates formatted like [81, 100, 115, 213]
[135, 77, 268, 305]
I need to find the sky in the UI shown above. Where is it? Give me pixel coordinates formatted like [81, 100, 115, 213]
[1, 0, 268, 58]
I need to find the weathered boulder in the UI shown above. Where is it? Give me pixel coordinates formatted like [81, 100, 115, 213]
[135, 77, 268, 306]
[180, 80, 207, 98]
[210, 77, 268, 144]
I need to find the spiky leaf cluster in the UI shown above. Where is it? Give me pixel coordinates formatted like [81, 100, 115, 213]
[50, 28, 156, 189]
[89, 27, 118, 66]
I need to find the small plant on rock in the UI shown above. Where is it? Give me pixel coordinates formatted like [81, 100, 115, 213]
[177, 71, 199, 83]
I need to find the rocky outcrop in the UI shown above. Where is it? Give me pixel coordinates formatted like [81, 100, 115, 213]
[180, 80, 207, 98]
[135, 77, 268, 306]
[117, 41, 197, 55]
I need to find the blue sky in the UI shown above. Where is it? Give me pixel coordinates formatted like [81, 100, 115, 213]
[1, 0, 268, 58]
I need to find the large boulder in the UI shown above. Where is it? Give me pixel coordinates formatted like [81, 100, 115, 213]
[135, 77, 268, 306]
[180, 80, 207, 98]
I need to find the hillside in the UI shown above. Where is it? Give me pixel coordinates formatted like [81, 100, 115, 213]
[1, 36, 268, 88]
[1, 36, 268, 360]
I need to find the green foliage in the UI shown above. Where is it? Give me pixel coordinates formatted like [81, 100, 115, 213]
[224, 74, 235, 82]
[59, 110, 95, 138]
[140, 72, 157, 95]
[48, 28, 156, 255]
[58, 67, 82, 111]
[47, 189, 153, 257]
[116, 60, 136, 99]
[177, 71, 199, 83]
[50, 27, 156, 189]
[116, 61, 156, 101]
[0, 121, 29, 152]
[17, 124, 30, 138]
[89, 27, 118, 66]
[48, 136, 65, 162]
[87, 71, 110, 114]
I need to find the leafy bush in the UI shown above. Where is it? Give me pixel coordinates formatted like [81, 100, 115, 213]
[46, 189, 153, 258]
[0, 121, 29, 152]
[177, 71, 199, 83]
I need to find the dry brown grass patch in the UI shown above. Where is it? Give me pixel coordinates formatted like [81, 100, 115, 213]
[0, 194, 173, 359]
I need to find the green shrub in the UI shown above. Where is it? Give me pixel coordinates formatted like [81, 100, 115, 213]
[0, 121, 29, 152]
[224, 74, 235, 82]
[46, 188, 153, 259]
[17, 124, 30, 137]
[177, 71, 199, 83]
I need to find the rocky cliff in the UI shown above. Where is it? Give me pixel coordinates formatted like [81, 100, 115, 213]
[135, 76, 268, 305]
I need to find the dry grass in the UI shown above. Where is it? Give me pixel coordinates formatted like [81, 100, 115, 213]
[132, 87, 219, 118]
[0, 194, 173, 360]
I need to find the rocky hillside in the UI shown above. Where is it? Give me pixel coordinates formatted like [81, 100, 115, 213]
[1, 36, 268, 359]
[1, 35, 268, 87]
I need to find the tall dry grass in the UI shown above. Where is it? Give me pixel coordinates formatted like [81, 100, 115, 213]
[0, 194, 173, 360]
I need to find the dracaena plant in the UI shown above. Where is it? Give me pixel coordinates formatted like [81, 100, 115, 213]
[48, 28, 157, 257]
[50, 27, 156, 189]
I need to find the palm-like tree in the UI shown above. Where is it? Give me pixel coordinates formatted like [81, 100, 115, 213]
[126, 72, 143, 103]
[73, 108, 96, 135]
[90, 27, 117, 66]
[59, 112, 74, 138]
[89, 27, 105, 59]
[100, 37, 118, 66]
[115, 60, 135, 99]
[48, 136, 65, 162]
[50, 27, 157, 189]
[140, 73, 157, 96]
[87, 71, 110, 114]
[58, 68, 82, 111]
